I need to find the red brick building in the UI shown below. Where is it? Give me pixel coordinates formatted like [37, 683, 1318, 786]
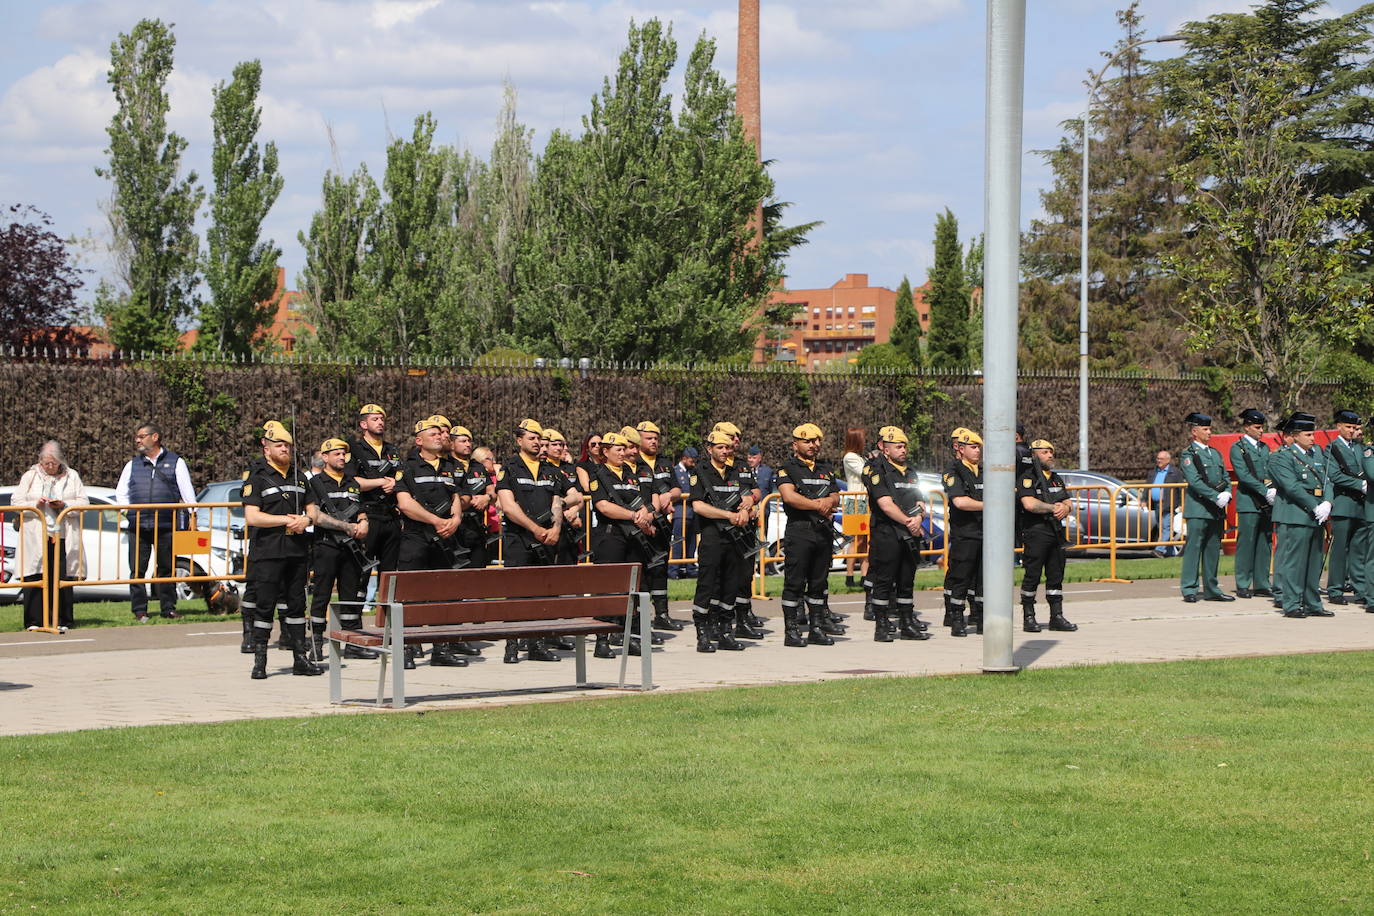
[753, 273, 930, 370]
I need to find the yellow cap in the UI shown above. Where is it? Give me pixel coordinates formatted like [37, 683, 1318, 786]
[544, 428, 566, 443]
[879, 425, 908, 444]
[792, 423, 824, 440]
[602, 432, 631, 448]
[619, 425, 642, 445]
[414, 418, 442, 434]
[517, 418, 543, 436]
[713, 421, 741, 437]
[706, 430, 733, 446]
[1030, 438, 1054, 451]
[636, 421, 661, 435]
[359, 404, 386, 417]
[950, 426, 971, 441]
[954, 429, 984, 446]
[262, 420, 293, 444]
[319, 438, 349, 454]
[450, 425, 473, 439]
[428, 414, 452, 430]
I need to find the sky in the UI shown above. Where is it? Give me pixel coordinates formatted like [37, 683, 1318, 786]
[1, 0, 1366, 306]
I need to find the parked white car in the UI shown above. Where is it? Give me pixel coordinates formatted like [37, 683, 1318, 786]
[0, 486, 242, 603]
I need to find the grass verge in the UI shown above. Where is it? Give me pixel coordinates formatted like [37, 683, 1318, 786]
[1, 652, 1371, 914]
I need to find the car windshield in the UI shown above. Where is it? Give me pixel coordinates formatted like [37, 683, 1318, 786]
[195, 481, 246, 532]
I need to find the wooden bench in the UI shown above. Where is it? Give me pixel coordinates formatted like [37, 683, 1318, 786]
[326, 563, 652, 708]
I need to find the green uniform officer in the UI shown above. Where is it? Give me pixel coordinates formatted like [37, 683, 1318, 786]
[1180, 412, 1235, 603]
[1356, 438, 1374, 614]
[1270, 413, 1333, 618]
[1322, 410, 1367, 605]
[1229, 409, 1275, 598]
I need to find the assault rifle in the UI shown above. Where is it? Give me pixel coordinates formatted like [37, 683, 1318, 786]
[418, 492, 471, 568]
[526, 496, 567, 565]
[710, 489, 766, 561]
[896, 502, 928, 558]
[319, 502, 380, 573]
[621, 492, 669, 570]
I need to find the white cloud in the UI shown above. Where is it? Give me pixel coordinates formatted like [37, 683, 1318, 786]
[0, 48, 111, 149]
[371, 0, 442, 30]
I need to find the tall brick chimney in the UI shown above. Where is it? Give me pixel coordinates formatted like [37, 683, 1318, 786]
[738, 0, 761, 162]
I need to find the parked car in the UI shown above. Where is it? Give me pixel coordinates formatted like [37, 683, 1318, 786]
[0, 486, 242, 604]
[1057, 470, 1157, 547]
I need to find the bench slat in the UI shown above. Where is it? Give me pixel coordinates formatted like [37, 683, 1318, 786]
[330, 618, 621, 648]
[377, 563, 638, 607]
[384, 595, 630, 627]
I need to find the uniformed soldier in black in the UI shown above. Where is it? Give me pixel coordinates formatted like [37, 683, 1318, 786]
[587, 431, 658, 658]
[636, 421, 686, 631]
[1017, 439, 1078, 633]
[543, 429, 588, 566]
[715, 421, 769, 634]
[394, 418, 469, 668]
[243, 421, 319, 679]
[862, 425, 933, 642]
[346, 404, 403, 593]
[688, 430, 751, 652]
[496, 419, 567, 663]
[305, 438, 378, 661]
[449, 424, 496, 571]
[777, 423, 851, 646]
[943, 428, 985, 636]
[237, 454, 269, 654]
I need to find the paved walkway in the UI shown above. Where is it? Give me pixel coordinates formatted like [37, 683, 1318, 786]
[2, 581, 1372, 736]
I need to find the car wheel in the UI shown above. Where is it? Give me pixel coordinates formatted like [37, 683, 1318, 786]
[174, 562, 207, 602]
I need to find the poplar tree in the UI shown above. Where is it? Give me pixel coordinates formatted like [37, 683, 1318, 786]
[199, 60, 283, 354]
[924, 209, 968, 369]
[96, 18, 203, 352]
[887, 276, 923, 367]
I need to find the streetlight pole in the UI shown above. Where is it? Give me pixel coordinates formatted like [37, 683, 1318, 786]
[1078, 33, 1183, 470]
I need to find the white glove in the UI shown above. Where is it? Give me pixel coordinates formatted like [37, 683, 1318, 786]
[1314, 501, 1332, 524]
[1215, 491, 1232, 508]
[1265, 488, 1276, 505]
[1363, 481, 1368, 494]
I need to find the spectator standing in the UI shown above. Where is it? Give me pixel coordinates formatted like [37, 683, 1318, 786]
[1148, 449, 1185, 558]
[841, 428, 871, 596]
[672, 447, 699, 576]
[14, 441, 88, 631]
[115, 422, 196, 621]
[747, 446, 775, 496]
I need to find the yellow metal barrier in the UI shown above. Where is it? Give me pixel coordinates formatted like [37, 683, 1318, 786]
[750, 490, 950, 599]
[51, 501, 247, 597]
[1, 505, 57, 633]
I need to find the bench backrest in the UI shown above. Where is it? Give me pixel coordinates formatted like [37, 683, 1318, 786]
[374, 563, 640, 627]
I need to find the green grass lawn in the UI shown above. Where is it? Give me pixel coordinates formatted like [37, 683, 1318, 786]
[0, 554, 1223, 630]
[2, 652, 1370, 914]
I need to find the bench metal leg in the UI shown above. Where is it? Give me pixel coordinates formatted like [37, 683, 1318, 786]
[575, 635, 587, 686]
[390, 602, 406, 709]
[376, 649, 388, 707]
[328, 603, 342, 704]
[637, 590, 653, 691]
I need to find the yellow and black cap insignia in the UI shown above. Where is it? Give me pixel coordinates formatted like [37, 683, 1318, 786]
[262, 420, 293, 444]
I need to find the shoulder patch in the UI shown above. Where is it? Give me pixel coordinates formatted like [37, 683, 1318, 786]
[1023, 478, 1032, 488]
[243, 484, 253, 496]
[497, 470, 506, 482]
[871, 473, 881, 484]
[861, 464, 871, 476]
[590, 480, 600, 492]
[944, 474, 955, 486]
[240, 471, 249, 481]
[689, 475, 698, 486]
[777, 469, 788, 479]
[1182, 456, 1192, 467]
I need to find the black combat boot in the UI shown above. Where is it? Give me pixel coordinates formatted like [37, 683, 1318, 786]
[897, 609, 931, 640]
[863, 582, 875, 621]
[311, 632, 327, 663]
[1047, 599, 1077, 632]
[715, 608, 744, 650]
[783, 606, 807, 647]
[734, 606, 765, 639]
[594, 634, 614, 658]
[693, 611, 716, 653]
[1022, 597, 1044, 633]
[250, 641, 269, 679]
[943, 592, 954, 628]
[343, 643, 381, 660]
[948, 601, 968, 637]
[872, 603, 894, 642]
[551, 636, 576, 651]
[503, 639, 520, 664]
[652, 595, 684, 631]
[526, 638, 562, 662]
[806, 607, 835, 645]
[452, 641, 481, 656]
[969, 600, 984, 635]
[240, 609, 255, 654]
[404, 645, 417, 669]
[741, 600, 765, 630]
[430, 644, 469, 667]
[292, 649, 324, 676]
